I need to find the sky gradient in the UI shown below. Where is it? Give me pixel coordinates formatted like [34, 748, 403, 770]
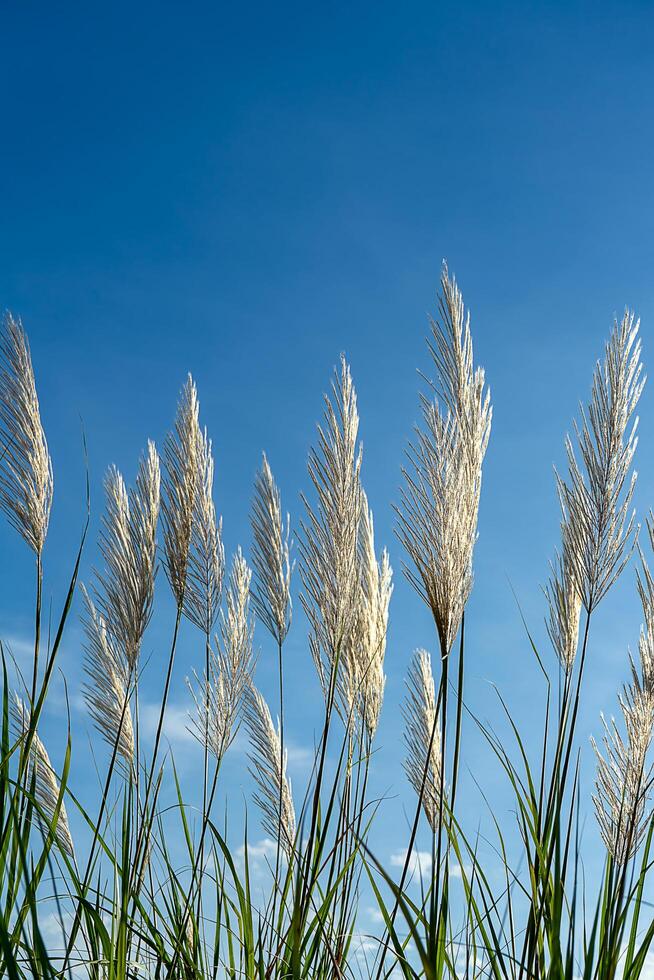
[2, 0, 654, 927]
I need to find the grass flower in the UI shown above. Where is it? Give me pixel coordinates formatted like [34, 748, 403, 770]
[189, 548, 255, 762]
[300, 355, 363, 701]
[244, 686, 296, 857]
[162, 374, 202, 608]
[592, 547, 654, 864]
[250, 453, 292, 645]
[403, 649, 443, 832]
[183, 427, 224, 634]
[81, 586, 134, 776]
[0, 313, 53, 555]
[397, 265, 491, 656]
[357, 493, 393, 740]
[544, 539, 583, 673]
[12, 694, 74, 858]
[557, 311, 645, 613]
[94, 441, 160, 671]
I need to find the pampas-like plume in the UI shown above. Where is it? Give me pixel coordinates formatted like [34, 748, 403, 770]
[250, 454, 292, 644]
[95, 441, 160, 671]
[162, 375, 202, 608]
[300, 355, 363, 701]
[12, 695, 74, 857]
[0, 314, 53, 554]
[189, 549, 255, 762]
[544, 539, 582, 673]
[592, 546, 654, 864]
[397, 266, 491, 656]
[183, 428, 224, 633]
[81, 587, 134, 776]
[357, 494, 393, 740]
[403, 649, 443, 832]
[244, 686, 296, 857]
[557, 311, 645, 613]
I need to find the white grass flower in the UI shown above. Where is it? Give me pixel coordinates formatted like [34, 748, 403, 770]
[357, 494, 393, 740]
[0, 314, 53, 555]
[162, 375, 202, 608]
[403, 649, 444, 832]
[12, 694, 74, 858]
[244, 686, 296, 858]
[592, 543, 654, 864]
[558, 311, 645, 613]
[300, 356, 363, 700]
[183, 427, 224, 634]
[188, 549, 255, 762]
[250, 453, 292, 645]
[81, 586, 134, 776]
[397, 265, 491, 656]
[95, 441, 160, 670]
[544, 538, 582, 674]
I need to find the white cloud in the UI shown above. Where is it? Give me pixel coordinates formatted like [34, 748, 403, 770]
[237, 837, 278, 862]
[388, 849, 470, 882]
[139, 701, 195, 747]
[390, 848, 432, 877]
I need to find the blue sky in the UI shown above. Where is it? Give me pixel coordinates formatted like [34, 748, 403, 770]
[2, 0, 654, 931]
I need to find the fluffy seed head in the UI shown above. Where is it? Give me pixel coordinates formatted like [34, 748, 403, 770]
[162, 375, 203, 607]
[592, 543, 654, 864]
[81, 586, 135, 776]
[403, 649, 444, 832]
[544, 539, 583, 673]
[250, 454, 292, 645]
[12, 695, 74, 857]
[0, 314, 53, 554]
[397, 265, 491, 656]
[356, 494, 393, 740]
[188, 548, 255, 762]
[300, 356, 364, 699]
[244, 686, 296, 858]
[183, 427, 225, 634]
[557, 311, 645, 613]
[95, 441, 160, 671]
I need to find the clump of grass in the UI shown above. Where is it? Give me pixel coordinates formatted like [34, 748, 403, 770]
[0, 275, 653, 980]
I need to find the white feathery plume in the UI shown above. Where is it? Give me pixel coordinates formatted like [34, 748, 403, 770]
[300, 355, 364, 702]
[95, 441, 160, 671]
[357, 493, 393, 740]
[12, 694, 74, 857]
[162, 375, 202, 608]
[81, 586, 134, 776]
[250, 453, 292, 645]
[397, 265, 491, 656]
[183, 427, 224, 634]
[188, 549, 255, 762]
[0, 313, 53, 554]
[244, 686, 296, 858]
[544, 538, 582, 674]
[403, 649, 443, 832]
[557, 311, 645, 613]
[592, 545, 654, 864]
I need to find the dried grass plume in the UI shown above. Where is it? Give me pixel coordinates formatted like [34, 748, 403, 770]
[0, 314, 53, 555]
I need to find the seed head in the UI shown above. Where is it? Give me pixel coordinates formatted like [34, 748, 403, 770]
[183, 427, 224, 634]
[162, 375, 203, 607]
[397, 265, 491, 656]
[244, 686, 296, 858]
[250, 454, 292, 645]
[403, 649, 444, 832]
[12, 694, 74, 857]
[557, 311, 645, 613]
[300, 356, 363, 699]
[0, 314, 53, 554]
